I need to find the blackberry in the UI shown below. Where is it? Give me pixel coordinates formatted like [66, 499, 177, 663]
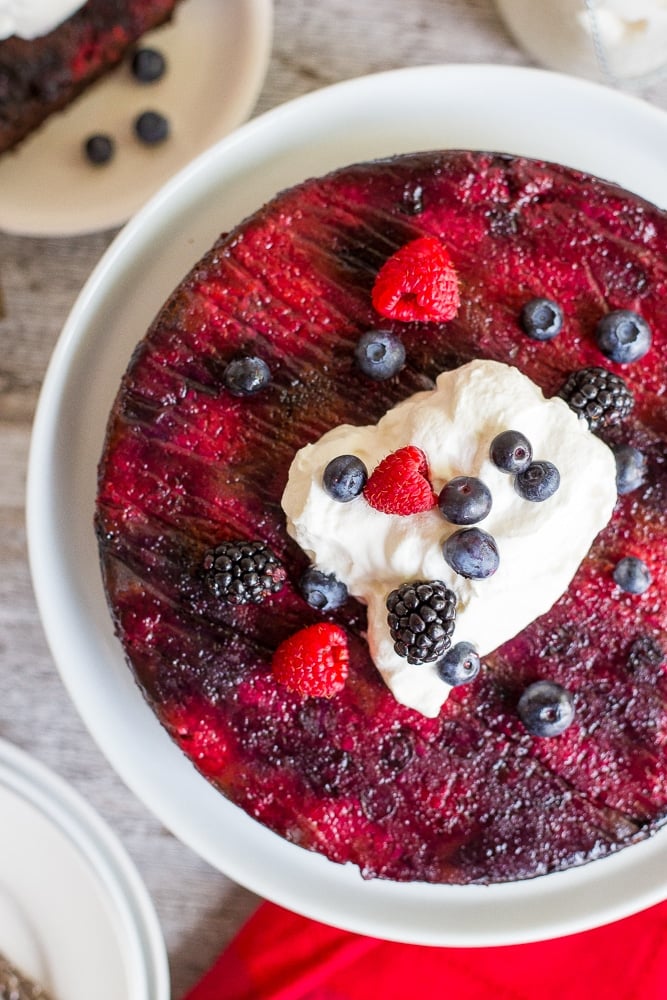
[559, 366, 634, 431]
[627, 634, 665, 675]
[386, 580, 457, 665]
[203, 540, 286, 604]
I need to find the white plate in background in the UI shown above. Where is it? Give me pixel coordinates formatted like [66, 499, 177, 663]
[0, 0, 272, 236]
[27, 64, 667, 946]
[0, 739, 168, 999]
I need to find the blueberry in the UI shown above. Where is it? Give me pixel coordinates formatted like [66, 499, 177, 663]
[438, 476, 492, 525]
[299, 568, 348, 611]
[612, 444, 647, 495]
[520, 297, 564, 341]
[354, 329, 405, 380]
[83, 133, 115, 165]
[442, 527, 499, 580]
[489, 430, 532, 474]
[436, 642, 481, 686]
[613, 556, 651, 594]
[134, 110, 169, 145]
[595, 309, 652, 364]
[323, 455, 367, 502]
[515, 461, 560, 502]
[131, 47, 167, 83]
[224, 356, 271, 395]
[518, 680, 575, 737]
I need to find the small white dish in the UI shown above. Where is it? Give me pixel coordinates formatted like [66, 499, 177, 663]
[0, 739, 168, 998]
[27, 64, 667, 946]
[0, 0, 272, 236]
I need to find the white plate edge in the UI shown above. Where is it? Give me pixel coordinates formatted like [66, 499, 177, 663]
[0, 739, 169, 998]
[24, 63, 667, 946]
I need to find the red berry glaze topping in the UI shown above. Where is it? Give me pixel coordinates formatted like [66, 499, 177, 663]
[96, 151, 667, 886]
[364, 445, 438, 515]
[272, 623, 350, 698]
[371, 235, 461, 323]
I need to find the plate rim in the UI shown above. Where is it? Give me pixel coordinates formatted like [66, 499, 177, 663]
[26, 62, 667, 946]
[0, 738, 169, 999]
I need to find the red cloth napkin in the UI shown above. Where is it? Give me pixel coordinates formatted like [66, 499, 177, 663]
[184, 897, 667, 1000]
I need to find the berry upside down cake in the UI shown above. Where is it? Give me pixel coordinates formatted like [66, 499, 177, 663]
[0, 0, 183, 154]
[96, 150, 667, 885]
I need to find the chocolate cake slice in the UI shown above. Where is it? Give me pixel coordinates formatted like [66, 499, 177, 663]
[96, 150, 667, 885]
[0, 0, 183, 154]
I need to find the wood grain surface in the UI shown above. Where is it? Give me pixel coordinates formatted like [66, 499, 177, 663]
[0, 1, 665, 995]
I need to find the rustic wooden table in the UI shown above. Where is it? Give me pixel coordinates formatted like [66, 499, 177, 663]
[0, 1, 665, 995]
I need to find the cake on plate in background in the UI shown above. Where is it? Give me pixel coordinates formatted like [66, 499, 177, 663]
[0, 0, 184, 154]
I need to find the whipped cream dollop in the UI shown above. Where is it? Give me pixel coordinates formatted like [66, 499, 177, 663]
[282, 360, 617, 717]
[495, 0, 667, 82]
[0, 0, 84, 40]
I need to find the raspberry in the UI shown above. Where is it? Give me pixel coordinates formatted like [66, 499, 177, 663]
[364, 445, 437, 515]
[371, 236, 460, 323]
[272, 623, 350, 698]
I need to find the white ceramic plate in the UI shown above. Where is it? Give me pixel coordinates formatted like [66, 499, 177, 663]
[27, 65, 667, 946]
[0, 0, 272, 237]
[0, 739, 168, 999]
